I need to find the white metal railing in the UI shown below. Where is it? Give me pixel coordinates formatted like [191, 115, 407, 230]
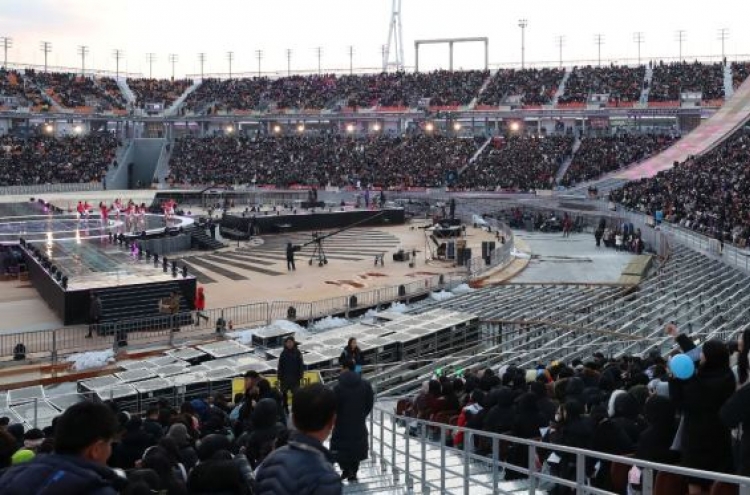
[369, 405, 750, 495]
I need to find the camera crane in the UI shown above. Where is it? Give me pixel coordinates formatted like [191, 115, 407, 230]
[299, 210, 388, 267]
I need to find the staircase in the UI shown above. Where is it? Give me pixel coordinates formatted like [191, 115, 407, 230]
[458, 136, 492, 176]
[20, 73, 63, 111]
[96, 281, 193, 331]
[468, 70, 497, 109]
[154, 141, 171, 186]
[117, 78, 137, 105]
[641, 65, 653, 104]
[724, 62, 734, 100]
[552, 67, 572, 105]
[555, 136, 582, 184]
[187, 225, 226, 251]
[165, 80, 202, 116]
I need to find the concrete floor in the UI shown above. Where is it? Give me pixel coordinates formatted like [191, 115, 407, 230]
[512, 231, 635, 284]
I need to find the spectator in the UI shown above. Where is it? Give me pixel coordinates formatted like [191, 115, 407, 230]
[670, 339, 736, 492]
[127, 78, 192, 110]
[560, 65, 645, 105]
[636, 395, 679, 464]
[649, 61, 725, 102]
[0, 401, 127, 494]
[237, 398, 288, 469]
[255, 383, 342, 495]
[277, 336, 304, 414]
[479, 68, 565, 106]
[331, 360, 375, 482]
[338, 337, 364, 372]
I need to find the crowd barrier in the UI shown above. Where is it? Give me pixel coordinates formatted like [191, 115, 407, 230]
[0, 183, 103, 196]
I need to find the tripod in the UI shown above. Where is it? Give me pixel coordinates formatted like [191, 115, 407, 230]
[308, 236, 328, 267]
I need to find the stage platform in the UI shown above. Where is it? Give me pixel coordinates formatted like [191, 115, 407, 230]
[220, 207, 405, 238]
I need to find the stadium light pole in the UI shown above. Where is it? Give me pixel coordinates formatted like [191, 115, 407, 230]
[594, 34, 604, 67]
[286, 49, 292, 76]
[381, 45, 387, 72]
[633, 32, 645, 66]
[198, 53, 206, 80]
[518, 19, 528, 69]
[77, 45, 89, 76]
[168, 54, 178, 80]
[555, 35, 565, 68]
[112, 49, 124, 79]
[316, 46, 323, 74]
[675, 30, 686, 63]
[348, 45, 354, 75]
[718, 28, 729, 62]
[146, 53, 156, 78]
[255, 49, 263, 77]
[226, 51, 234, 79]
[1, 37, 12, 68]
[40, 41, 52, 72]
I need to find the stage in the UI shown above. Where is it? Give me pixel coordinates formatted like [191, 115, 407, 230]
[0, 203, 198, 326]
[220, 207, 406, 238]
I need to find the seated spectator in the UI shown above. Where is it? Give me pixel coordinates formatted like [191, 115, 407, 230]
[254, 383, 342, 495]
[0, 68, 47, 108]
[24, 69, 127, 110]
[731, 61, 750, 90]
[127, 78, 193, 110]
[0, 401, 127, 494]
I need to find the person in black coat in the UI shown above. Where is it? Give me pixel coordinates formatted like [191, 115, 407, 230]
[720, 381, 750, 475]
[670, 339, 736, 492]
[636, 395, 679, 465]
[255, 384, 342, 495]
[338, 338, 364, 371]
[330, 361, 374, 482]
[277, 337, 305, 414]
[286, 242, 298, 271]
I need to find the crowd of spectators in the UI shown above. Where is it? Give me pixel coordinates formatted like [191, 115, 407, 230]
[612, 127, 750, 248]
[0, 361, 375, 495]
[478, 68, 565, 106]
[23, 70, 127, 111]
[731, 62, 750, 90]
[649, 61, 725, 102]
[167, 134, 481, 188]
[0, 133, 120, 186]
[559, 65, 646, 105]
[457, 135, 574, 191]
[0, 69, 47, 108]
[182, 78, 270, 114]
[561, 133, 679, 186]
[400, 325, 750, 492]
[127, 79, 193, 109]
[181, 70, 489, 113]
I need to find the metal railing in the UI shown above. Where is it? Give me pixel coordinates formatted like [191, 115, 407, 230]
[0, 183, 103, 196]
[369, 405, 750, 495]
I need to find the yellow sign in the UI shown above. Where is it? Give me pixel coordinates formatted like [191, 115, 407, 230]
[231, 371, 323, 399]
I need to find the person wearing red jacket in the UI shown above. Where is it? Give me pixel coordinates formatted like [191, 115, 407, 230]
[194, 287, 209, 326]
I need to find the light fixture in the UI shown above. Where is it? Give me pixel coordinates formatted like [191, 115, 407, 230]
[225, 125, 234, 134]
[297, 124, 305, 133]
[509, 121, 521, 132]
[425, 122, 434, 132]
[346, 123, 355, 133]
[273, 124, 281, 134]
[453, 122, 462, 131]
[73, 125, 83, 134]
[372, 123, 381, 132]
[44, 124, 54, 134]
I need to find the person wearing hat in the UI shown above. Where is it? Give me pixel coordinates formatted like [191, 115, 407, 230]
[277, 336, 305, 415]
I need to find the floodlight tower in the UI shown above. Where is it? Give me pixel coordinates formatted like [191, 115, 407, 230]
[40, 41, 52, 72]
[555, 35, 565, 68]
[255, 49, 263, 77]
[168, 54, 178, 80]
[226, 51, 234, 78]
[594, 34, 604, 66]
[718, 28, 729, 62]
[383, 0, 404, 72]
[198, 53, 206, 80]
[675, 30, 686, 62]
[113, 49, 124, 79]
[146, 53, 156, 78]
[77, 45, 89, 75]
[633, 32, 645, 65]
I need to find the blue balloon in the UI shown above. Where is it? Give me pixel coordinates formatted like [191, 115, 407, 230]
[670, 353, 695, 380]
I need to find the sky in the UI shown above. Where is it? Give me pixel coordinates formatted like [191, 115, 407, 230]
[1, 0, 749, 78]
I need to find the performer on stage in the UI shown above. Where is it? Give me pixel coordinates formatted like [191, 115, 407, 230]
[163, 198, 176, 224]
[99, 202, 109, 224]
[82, 201, 91, 220]
[113, 198, 122, 220]
[76, 201, 85, 221]
[137, 203, 147, 231]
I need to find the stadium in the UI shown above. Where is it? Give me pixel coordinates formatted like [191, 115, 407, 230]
[0, 1, 749, 493]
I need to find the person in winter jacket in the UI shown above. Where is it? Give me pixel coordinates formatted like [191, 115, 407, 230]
[338, 337, 364, 372]
[277, 336, 305, 414]
[255, 383, 342, 495]
[165, 423, 198, 472]
[721, 381, 750, 475]
[194, 286, 209, 326]
[636, 395, 679, 465]
[330, 361, 374, 482]
[670, 338, 736, 493]
[0, 401, 128, 495]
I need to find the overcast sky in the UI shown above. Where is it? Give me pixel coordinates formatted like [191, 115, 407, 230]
[2, 0, 749, 78]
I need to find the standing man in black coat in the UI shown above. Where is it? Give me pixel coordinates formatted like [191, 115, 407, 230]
[286, 242, 298, 271]
[331, 360, 374, 482]
[87, 292, 102, 338]
[277, 336, 305, 414]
